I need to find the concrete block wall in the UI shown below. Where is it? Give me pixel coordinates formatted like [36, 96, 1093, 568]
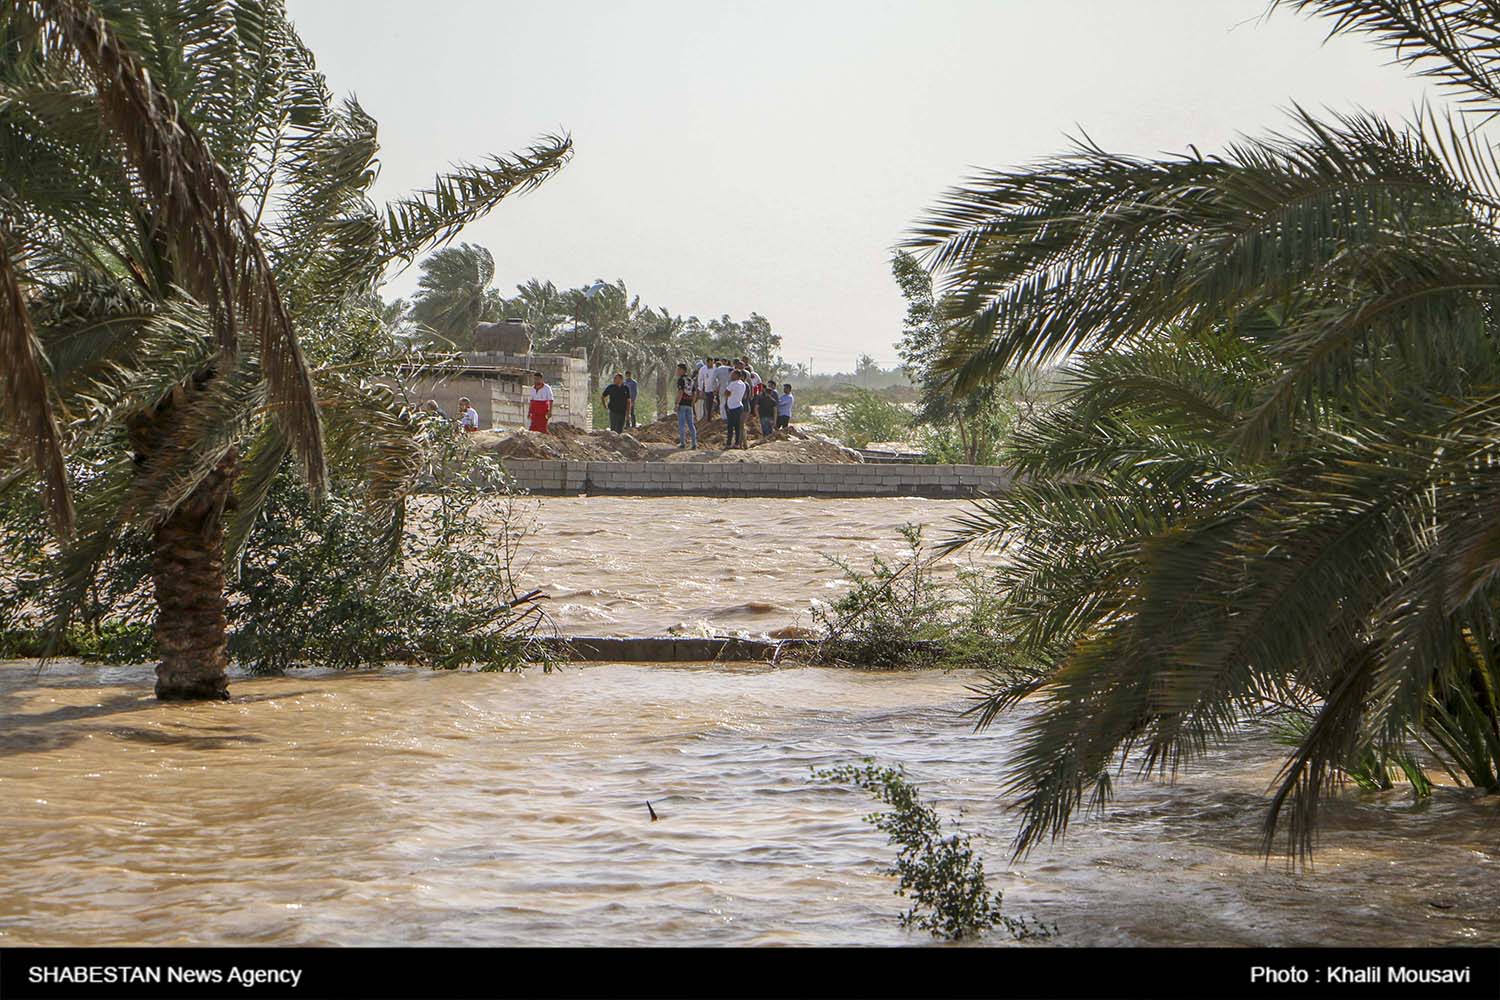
[498, 460, 1011, 499]
[471, 350, 592, 429]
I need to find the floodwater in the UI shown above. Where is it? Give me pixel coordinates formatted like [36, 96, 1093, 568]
[0, 497, 1496, 947]
[2, 660, 1496, 947]
[505, 496, 973, 637]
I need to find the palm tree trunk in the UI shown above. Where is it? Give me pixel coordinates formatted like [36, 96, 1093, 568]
[150, 449, 237, 700]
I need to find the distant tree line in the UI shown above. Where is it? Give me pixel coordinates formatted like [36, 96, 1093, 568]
[391, 243, 786, 414]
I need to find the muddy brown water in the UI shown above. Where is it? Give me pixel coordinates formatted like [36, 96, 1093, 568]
[507, 496, 972, 637]
[1, 497, 1497, 946]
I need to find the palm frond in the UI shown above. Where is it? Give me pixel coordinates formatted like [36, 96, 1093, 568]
[31, 0, 326, 493]
[0, 220, 72, 532]
[222, 419, 287, 576]
[1276, 1, 1500, 116]
[382, 133, 572, 268]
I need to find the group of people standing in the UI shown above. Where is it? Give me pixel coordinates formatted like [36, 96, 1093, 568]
[671, 355, 794, 450]
[439, 360, 795, 451]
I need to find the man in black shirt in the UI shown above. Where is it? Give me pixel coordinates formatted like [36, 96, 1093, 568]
[754, 382, 779, 437]
[674, 362, 698, 448]
[602, 372, 632, 433]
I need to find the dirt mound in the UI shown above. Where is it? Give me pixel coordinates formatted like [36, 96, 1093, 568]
[586, 432, 653, 461]
[630, 415, 691, 444]
[709, 435, 861, 464]
[470, 427, 654, 462]
[547, 422, 592, 442]
[471, 429, 568, 460]
[634, 413, 810, 444]
[469, 418, 860, 464]
[654, 428, 860, 464]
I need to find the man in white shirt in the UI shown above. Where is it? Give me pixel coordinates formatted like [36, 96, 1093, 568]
[459, 397, 480, 433]
[712, 359, 732, 419]
[696, 357, 712, 420]
[528, 373, 554, 433]
[723, 370, 748, 449]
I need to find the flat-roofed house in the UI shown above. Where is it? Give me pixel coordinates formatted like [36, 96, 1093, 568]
[389, 348, 592, 431]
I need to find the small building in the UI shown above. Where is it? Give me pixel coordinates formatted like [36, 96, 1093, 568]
[389, 348, 592, 431]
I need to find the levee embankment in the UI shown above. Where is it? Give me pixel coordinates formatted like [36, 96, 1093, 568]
[500, 459, 1011, 498]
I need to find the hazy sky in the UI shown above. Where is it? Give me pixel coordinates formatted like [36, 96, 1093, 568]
[287, 0, 1438, 371]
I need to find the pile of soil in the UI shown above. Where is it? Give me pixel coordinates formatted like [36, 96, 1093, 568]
[467, 416, 862, 464]
[634, 414, 808, 446]
[470, 425, 652, 462]
[701, 436, 861, 464]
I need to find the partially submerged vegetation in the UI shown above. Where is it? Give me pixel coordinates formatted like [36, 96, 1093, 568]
[905, 0, 1500, 857]
[807, 524, 1016, 670]
[814, 761, 1054, 941]
[228, 439, 553, 674]
[1, 421, 555, 674]
[0, 0, 564, 694]
[821, 386, 912, 451]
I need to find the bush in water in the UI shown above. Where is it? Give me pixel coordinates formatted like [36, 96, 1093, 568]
[808, 523, 1025, 670]
[814, 760, 1054, 941]
[0, 428, 552, 673]
[811, 524, 949, 668]
[229, 446, 552, 674]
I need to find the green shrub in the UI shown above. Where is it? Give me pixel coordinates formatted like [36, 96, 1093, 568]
[826, 386, 912, 449]
[814, 760, 1054, 941]
[228, 453, 551, 674]
[0, 445, 157, 660]
[811, 524, 950, 667]
[0, 621, 153, 661]
[808, 524, 1018, 669]
[0, 429, 551, 673]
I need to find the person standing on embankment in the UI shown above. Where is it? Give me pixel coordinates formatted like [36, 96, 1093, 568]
[528, 373, 553, 433]
[723, 369, 748, 449]
[713, 357, 732, 418]
[755, 381, 779, 437]
[624, 371, 639, 428]
[602, 372, 632, 433]
[697, 356, 713, 421]
[776, 384, 794, 430]
[675, 362, 698, 449]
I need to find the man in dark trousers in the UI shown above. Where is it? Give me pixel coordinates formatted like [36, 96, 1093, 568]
[776, 383, 794, 430]
[602, 372, 632, 433]
[722, 369, 748, 449]
[754, 381, 779, 438]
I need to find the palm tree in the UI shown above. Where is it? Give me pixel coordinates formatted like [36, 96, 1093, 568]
[563, 279, 644, 391]
[0, 0, 569, 699]
[502, 277, 569, 350]
[908, 0, 1500, 856]
[636, 306, 686, 421]
[408, 243, 504, 349]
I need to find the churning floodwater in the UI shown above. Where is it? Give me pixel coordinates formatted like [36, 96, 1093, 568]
[1, 498, 1497, 947]
[505, 496, 973, 637]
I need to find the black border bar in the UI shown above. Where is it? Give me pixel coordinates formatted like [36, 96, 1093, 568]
[1, 947, 1497, 1000]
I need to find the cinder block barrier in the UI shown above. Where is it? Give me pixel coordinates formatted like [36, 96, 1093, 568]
[534, 635, 947, 662]
[501, 460, 1011, 499]
[539, 636, 819, 662]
